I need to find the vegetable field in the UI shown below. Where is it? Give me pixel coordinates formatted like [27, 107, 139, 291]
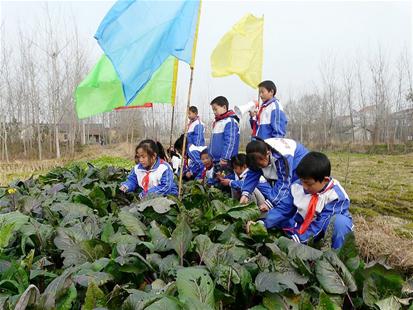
[0, 160, 412, 309]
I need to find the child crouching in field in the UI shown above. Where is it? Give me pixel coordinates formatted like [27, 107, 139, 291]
[120, 139, 178, 198]
[247, 152, 353, 249]
[200, 149, 214, 185]
[218, 154, 270, 207]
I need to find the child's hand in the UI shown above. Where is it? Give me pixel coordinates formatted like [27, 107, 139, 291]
[240, 195, 249, 204]
[246, 220, 255, 234]
[219, 178, 230, 186]
[119, 185, 128, 193]
[259, 203, 269, 212]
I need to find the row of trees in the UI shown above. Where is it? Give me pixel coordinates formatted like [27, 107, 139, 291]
[0, 6, 412, 161]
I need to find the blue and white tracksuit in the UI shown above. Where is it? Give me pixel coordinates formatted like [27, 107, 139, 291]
[250, 98, 287, 139]
[241, 138, 308, 226]
[121, 158, 178, 198]
[209, 114, 240, 163]
[264, 179, 353, 249]
[228, 168, 272, 196]
[187, 145, 207, 179]
[187, 118, 205, 148]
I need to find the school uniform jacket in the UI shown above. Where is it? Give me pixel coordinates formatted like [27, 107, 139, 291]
[187, 118, 205, 147]
[121, 157, 178, 198]
[188, 145, 207, 179]
[209, 114, 240, 162]
[228, 168, 272, 194]
[241, 138, 308, 209]
[288, 178, 352, 244]
[250, 98, 287, 139]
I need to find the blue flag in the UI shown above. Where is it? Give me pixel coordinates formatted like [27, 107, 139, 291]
[95, 0, 200, 104]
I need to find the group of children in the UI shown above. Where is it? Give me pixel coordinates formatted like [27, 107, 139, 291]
[120, 80, 353, 249]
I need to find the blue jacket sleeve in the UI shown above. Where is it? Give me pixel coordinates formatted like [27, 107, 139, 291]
[121, 168, 138, 193]
[221, 120, 239, 161]
[292, 198, 350, 244]
[270, 107, 287, 138]
[141, 168, 175, 198]
[194, 123, 204, 146]
[241, 169, 261, 197]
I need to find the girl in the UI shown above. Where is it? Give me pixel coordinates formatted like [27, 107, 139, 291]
[120, 139, 178, 198]
[240, 138, 308, 227]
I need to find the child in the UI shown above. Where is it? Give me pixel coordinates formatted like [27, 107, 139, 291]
[167, 146, 182, 175]
[120, 139, 178, 198]
[218, 154, 271, 206]
[248, 152, 353, 249]
[187, 106, 205, 148]
[250, 80, 287, 139]
[240, 138, 308, 218]
[174, 134, 206, 180]
[208, 96, 240, 171]
[200, 149, 214, 185]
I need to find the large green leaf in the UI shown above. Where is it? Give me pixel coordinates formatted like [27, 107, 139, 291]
[14, 284, 40, 310]
[131, 197, 175, 214]
[149, 221, 173, 252]
[316, 291, 341, 310]
[315, 258, 347, 295]
[255, 272, 300, 294]
[225, 204, 261, 221]
[145, 296, 181, 310]
[56, 284, 77, 310]
[362, 262, 405, 306]
[176, 267, 215, 310]
[82, 281, 106, 310]
[118, 210, 146, 236]
[193, 235, 213, 265]
[171, 217, 192, 265]
[39, 267, 77, 310]
[323, 250, 357, 292]
[277, 237, 323, 261]
[0, 223, 15, 249]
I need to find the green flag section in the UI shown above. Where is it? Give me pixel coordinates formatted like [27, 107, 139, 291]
[75, 55, 178, 119]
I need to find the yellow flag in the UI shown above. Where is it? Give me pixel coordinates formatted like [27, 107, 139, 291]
[211, 14, 263, 89]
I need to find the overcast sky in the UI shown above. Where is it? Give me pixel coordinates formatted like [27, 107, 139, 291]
[1, 0, 412, 117]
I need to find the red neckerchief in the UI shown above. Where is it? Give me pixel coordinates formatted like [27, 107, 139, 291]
[298, 179, 335, 235]
[141, 159, 164, 193]
[201, 163, 213, 179]
[252, 98, 276, 136]
[187, 116, 199, 130]
[213, 110, 236, 128]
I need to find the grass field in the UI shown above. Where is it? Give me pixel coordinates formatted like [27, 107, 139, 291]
[1, 145, 412, 271]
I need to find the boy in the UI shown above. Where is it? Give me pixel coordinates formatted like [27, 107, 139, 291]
[187, 106, 205, 148]
[250, 80, 287, 139]
[247, 152, 353, 249]
[174, 134, 206, 180]
[218, 154, 271, 207]
[200, 149, 214, 185]
[208, 96, 240, 172]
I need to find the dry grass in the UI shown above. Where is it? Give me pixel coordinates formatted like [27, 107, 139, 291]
[354, 215, 413, 272]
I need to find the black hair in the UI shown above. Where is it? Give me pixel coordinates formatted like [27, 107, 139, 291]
[200, 149, 210, 157]
[173, 134, 184, 154]
[231, 153, 247, 168]
[189, 106, 198, 114]
[258, 80, 277, 96]
[136, 139, 167, 161]
[245, 138, 289, 178]
[210, 96, 229, 110]
[296, 152, 331, 182]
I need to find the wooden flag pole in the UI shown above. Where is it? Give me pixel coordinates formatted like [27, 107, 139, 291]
[178, 67, 195, 198]
[177, 1, 202, 199]
[169, 104, 176, 147]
